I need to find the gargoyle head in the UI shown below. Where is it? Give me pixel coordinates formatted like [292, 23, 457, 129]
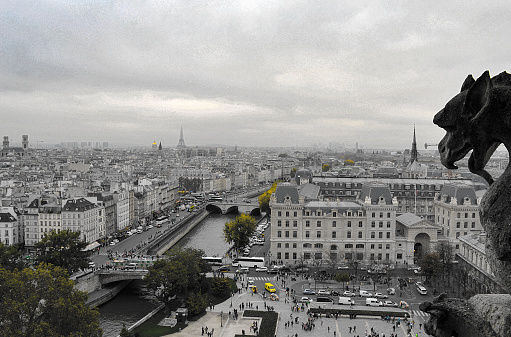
[434, 71, 499, 185]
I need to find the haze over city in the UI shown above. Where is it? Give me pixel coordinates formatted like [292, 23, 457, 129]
[2, 1, 510, 149]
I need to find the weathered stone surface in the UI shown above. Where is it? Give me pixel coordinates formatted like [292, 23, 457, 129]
[419, 294, 498, 337]
[469, 294, 511, 336]
[431, 70, 511, 337]
[480, 168, 511, 293]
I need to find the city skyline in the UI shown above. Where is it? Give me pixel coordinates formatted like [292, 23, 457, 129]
[1, 2, 510, 149]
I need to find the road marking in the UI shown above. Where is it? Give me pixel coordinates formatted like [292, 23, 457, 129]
[336, 320, 341, 337]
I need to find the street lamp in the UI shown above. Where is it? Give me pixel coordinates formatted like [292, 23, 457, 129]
[220, 311, 223, 327]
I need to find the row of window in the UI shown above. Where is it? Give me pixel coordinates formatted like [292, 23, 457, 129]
[277, 230, 392, 239]
[276, 210, 367, 217]
[319, 182, 442, 191]
[277, 242, 392, 250]
[275, 251, 397, 261]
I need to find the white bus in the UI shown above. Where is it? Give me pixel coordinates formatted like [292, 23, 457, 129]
[202, 256, 223, 266]
[155, 216, 169, 226]
[232, 257, 265, 268]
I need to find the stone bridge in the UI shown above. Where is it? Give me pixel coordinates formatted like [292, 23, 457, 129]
[97, 269, 149, 285]
[205, 201, 260, 215]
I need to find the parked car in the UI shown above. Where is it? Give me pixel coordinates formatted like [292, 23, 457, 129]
[343, 291, 356, 297]
[303, 289, 316, 295]
[337, 265, 349, 270]
[383, 300, 398, 307]
[359, 290, 373, 297]
[217, 265, 230, 272]
[338, 297, 355, 305]
[316, 296, 334, 303]
[366, 298, 383, 306]
[374, 292, 388, 299]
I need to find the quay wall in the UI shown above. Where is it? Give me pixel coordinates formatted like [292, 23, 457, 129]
[152, 210, 209, 256]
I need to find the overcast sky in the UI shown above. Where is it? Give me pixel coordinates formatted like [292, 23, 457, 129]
[1, 1, 510, 150]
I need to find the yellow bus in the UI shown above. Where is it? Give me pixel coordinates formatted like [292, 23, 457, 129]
[265, 282, 276, 293]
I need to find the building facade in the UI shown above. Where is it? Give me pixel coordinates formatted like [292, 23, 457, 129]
[269, 182, 440, 267]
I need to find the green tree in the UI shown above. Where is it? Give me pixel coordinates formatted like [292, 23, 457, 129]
[144, 247, 209, 312]
[223, 214, 257, 250]
[418, 253, 443, 284]
[185, 292, 209, 316]
[435, 242, 454, 286]
[335, 272, 351, 283]
[322, 164, 330, 172]
[0, 263, 102, 337]
[211, 277, 231, 296]
[0, 243, 25, 270]
[35, 229, 91, 274]
[258, 182, 278, 213]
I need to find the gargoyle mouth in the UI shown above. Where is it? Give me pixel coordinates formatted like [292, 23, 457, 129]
[438, 136, 472, 170]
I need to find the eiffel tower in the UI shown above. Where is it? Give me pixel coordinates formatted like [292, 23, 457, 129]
[177, 126, 186, 148]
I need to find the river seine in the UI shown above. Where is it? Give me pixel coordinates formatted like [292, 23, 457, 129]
[98, 212, 260, 336]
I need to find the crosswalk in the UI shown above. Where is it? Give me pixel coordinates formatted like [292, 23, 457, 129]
[408, 310, 429, 318]
[247, 276, 277, 282]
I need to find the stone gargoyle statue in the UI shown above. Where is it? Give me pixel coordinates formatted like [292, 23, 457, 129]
[420, 71, 511, 337]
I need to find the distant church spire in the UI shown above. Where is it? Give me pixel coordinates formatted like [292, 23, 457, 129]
[410, 124, 418, 164]
[158, 141, 162, 150]
[177, 126, 186, 148]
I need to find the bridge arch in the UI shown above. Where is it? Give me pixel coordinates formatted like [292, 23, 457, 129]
[205, 204, 222, 213]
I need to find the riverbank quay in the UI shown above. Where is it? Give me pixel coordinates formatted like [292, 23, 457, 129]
[146, 209, 209, 256]
[85, 280, 132, 308]
[159, 273, 427, 337]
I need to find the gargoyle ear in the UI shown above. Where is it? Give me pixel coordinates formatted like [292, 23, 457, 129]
[461, 74, 475, 92]
[465, 71, 492, 118]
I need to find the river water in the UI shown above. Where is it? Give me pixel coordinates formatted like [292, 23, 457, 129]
[98, 212, 260, 336]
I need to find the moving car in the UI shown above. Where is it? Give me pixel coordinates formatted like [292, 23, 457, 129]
[255, 266, 268, 272]
[374, 292, 388, 299]
[365, 298, 383, 306]
[338, 297, 355, 305]
[383, 300, 398, 307]
[387, 287, 396, 295]
[265, 283, 276, 293]
[316, 296, 334, 303]
[359, 290, 373, 297]
[317, 290, 331, 296]
[303, 289, 316, 295]
[343, 291, 356, 297]
[399, 301, 410, 309]
[299, 297, 313, 303]
[217, 265, 230, 272]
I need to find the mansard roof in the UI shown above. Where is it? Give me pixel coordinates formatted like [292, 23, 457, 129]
[305, 200, 363, 213]
[298, 183, 320, 200]
[439, 182, 477, 205]
[62, 197, 96, 212]
[359, 181, 393, 205]
[274, 184, 300, 203]
[0, 212, 17, 222]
